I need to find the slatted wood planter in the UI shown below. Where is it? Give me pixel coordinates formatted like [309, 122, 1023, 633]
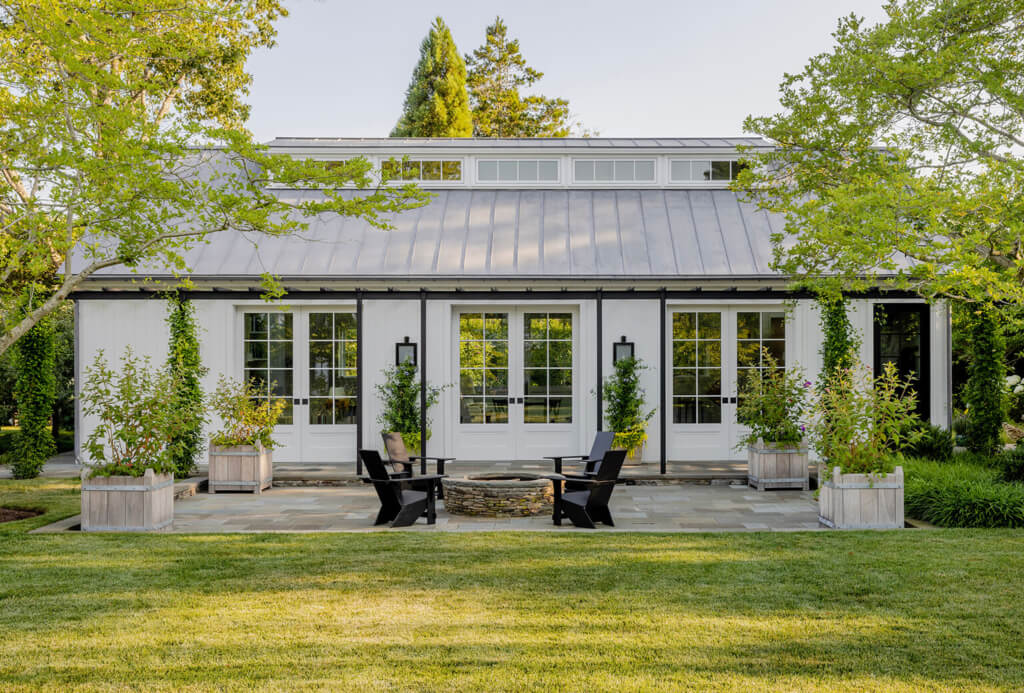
[208, 443, 272, 494]
[81, 468, 174, 532]
[747, 439, 809, 491]
[819, 466, 904, 529]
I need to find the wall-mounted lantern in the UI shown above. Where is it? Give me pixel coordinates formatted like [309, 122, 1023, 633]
[395, 336, 417, 366]
[613, 336, 635, 364]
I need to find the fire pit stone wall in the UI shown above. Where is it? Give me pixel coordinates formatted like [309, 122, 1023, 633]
[442, 473, 554, 517]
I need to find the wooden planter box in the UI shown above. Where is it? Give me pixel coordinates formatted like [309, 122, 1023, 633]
[747, 439, 809, 491]
[208, 442, 272, 494]
[819, 466, 904, 529]
[81, 468, 174, 532]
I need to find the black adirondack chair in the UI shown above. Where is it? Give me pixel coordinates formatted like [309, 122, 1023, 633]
[546, 448, 627, 528]
[544, 431, 616, 490]
[359, 449, 444, 527]
[381, 432, 454, 499]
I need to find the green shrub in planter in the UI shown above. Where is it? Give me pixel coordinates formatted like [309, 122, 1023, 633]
[210, 376, 286, 449]
[375, 361, 446, 454]
[602, 357, 655, 458]
[810, 359, 922, 478]
[81, 349, 193, 477]
[735, 348, 809, 447]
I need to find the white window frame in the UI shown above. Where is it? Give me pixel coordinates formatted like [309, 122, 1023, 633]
[571, 158, 657, 185]
[378, 157, 466, 185]
[668, 159, 743, 185]
[475, 158, 561, 185]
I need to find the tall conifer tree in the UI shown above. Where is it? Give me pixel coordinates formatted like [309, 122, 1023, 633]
[391, 17, 472, 137]
[466, 17, 571, 137]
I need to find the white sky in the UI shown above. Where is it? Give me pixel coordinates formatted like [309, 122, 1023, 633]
[244, 0, 889, 141]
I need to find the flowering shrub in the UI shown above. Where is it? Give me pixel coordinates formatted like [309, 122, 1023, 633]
[210, 376, 286, 449]
[735, 349, 809, 447]
[81, 349, 192, 477]
[1006, 374, 1024, 422]
[810, 360, 922, 478]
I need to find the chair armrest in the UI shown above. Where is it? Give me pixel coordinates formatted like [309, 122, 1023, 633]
[543, 455, 587, 461]
[541, 474, 613, 487]
[362, 474, 447, 485]
[409, 456, 455, 462]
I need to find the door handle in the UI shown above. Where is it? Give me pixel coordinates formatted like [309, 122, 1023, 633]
[292, 398, 309, 405]
[721, 397, 737, 404]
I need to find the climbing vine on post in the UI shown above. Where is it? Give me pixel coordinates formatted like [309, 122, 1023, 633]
[818, 294, 860, 384]
[963, 304, 1006, 455]
[11, 318, 56, 478]
[166, 293, 208, 478]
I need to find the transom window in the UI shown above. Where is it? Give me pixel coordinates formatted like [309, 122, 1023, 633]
[672, 311, 722, 424]
[459, 313, 509, 424]
[523, 313, 573, 424]
[308, 312, 358, 425]
[381, 159, 462, 182]
[478, 159, 558, 183]
[670, 160, 746, 182]
[244, 312, 294, 425]
[574, 159, 655, 183]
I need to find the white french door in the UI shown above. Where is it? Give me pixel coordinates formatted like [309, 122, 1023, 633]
[666, 306, 787, 461]
[239, 307, 357, 463]
[451, 307, 579, 460]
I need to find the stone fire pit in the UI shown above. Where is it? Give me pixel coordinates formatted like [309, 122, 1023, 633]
[442, 473, 554, 517]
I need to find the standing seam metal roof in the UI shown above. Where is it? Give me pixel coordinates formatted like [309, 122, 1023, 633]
[86, 188, 785, 279]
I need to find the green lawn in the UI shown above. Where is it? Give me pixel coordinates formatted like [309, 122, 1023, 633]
[1, 480, 1023, 691]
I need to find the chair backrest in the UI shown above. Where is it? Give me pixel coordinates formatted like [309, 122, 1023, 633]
[359, 449, 393, 482]
[589, 431, 615, 460]
[594, 448, 627, 482]
[381, 432, 411, 464]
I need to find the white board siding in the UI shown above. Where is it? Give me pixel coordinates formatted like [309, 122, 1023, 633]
[73, 294, 951, 465]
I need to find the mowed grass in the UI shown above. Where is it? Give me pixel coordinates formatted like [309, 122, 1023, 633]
[1, 481, 1023, 691]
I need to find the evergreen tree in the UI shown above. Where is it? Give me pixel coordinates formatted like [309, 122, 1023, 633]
[391, 17, 472, 137]
[466, 17, 571, 137]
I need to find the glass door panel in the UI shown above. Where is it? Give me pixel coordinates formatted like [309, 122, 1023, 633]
[459, 312, 509, 424]
[672, 311, 722, 424]
[453, 307, 579, 460]
[308, 312, 358, 426]
[244, 312, 294, 424]
[523, 312, 573, 424]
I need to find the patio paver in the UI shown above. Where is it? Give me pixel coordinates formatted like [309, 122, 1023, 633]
[159, 482, 820, 533]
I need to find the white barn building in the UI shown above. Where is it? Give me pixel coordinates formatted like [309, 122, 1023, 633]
[73, 137, 952, 471]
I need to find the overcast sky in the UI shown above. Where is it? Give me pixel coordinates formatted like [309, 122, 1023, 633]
[244, 0, 889, 142]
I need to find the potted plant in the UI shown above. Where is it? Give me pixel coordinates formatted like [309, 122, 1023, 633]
[811, 360, 921, 529]
[79, 349, 194, 532]
[208, 376, 285, 494]
[736, 349, 811, 490]
[602, 356, 655, 464]
[375, 360, 446, 455]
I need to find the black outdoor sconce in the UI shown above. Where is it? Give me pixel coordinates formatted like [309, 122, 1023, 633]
[613, 336, 635, 364]
[395, 336, 417, 366]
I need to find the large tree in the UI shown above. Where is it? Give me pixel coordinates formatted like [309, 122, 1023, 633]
[466, 17, 571, 138]
[391, 17, 472, 137]
[0, 1, 428, 357]
[735, 0, 1024, 304]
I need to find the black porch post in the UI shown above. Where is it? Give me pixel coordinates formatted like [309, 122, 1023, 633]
[659, 288, 667, 475]
[420, 290, 427, 457]
[356, 290, 363, 475]
[596, 289, 603, 432]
